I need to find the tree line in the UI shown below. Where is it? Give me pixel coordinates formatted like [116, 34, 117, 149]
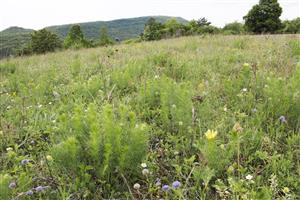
[17, 25, 114, 55]
[17, 0, 300, 56]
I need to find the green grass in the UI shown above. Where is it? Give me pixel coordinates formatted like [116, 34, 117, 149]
[0, 34, 299, 199]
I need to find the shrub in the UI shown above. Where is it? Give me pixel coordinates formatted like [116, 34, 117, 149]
[281, 18, 300, 33]
[223, 22, 245, 35]
[30, 29, 62, 54]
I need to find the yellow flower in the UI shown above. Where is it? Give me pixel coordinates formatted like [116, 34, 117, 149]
[233, 122, 243, 133]
[283, 187, 290, 193]
[204, 129, 218, 140]
[46, 155, 53, 162]
[198, 82, 205, 91]
[243, 63, 250, 68]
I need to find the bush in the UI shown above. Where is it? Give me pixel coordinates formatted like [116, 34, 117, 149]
[281, 18, 300, 33]
[223, 22, 245, 35]
[30, 29, 62, 54]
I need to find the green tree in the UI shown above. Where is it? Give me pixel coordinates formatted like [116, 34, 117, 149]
[243, 0, 282, 33]
[223, 22, 245, 35]
[185, 18, 213, 35]
[281, 18, 300, 33]
[164, 18, 184, 37]
[142, 18, 164, 41]
[197, 17, 211, 27]
[185, 20, 199, 35]
[99, 26, 114, 46]
[30, 29, 62, 54]
[64, 25, 92, 48]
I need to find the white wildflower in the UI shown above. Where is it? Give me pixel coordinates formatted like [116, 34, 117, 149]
[141, 163, 147, 168]
[246, 174, 253, 180]
[6, 147, 13, 151]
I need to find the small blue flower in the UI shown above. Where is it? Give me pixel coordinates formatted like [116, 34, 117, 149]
[162, 184, 170, 192]
[8, 182, 16, 189]
[172, 180, 181, 189]
[279, 116, 287, 123]
[25, 190, 33, 196]
[21, 159, 30, 165]
[35, 186, 44, 192]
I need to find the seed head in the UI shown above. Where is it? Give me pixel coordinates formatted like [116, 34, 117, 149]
[133, 183, 141, 190]
[233, 122, 243, 133]
[142, 168, 149, 176]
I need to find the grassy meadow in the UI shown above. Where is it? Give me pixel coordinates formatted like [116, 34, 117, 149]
[0, 34, 300, 199]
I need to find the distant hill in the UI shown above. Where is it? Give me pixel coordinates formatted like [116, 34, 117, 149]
[1, 26, 34, 34]
[0, 27, 34, 58]
[47, 16, 188, 40]
[0, 16, 188, 59]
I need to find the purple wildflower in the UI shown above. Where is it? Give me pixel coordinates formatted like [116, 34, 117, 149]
[21, 159, 30, 165]
[172, 180, 181, 189]
[35, 186, 50, 193]
[279, 116, 287, 123]
[162, 184, 170, 192]
[9, 182, 16, 189]
[35, 186, 44, 192]
[25, 190, 33, 196]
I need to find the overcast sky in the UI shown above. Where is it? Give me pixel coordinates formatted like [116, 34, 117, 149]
[0, 0, 299, 31]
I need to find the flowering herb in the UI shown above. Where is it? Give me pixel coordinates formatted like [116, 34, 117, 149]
[9, 182, 16, 189]
[162, 184, 170, 192]
[172, 181, 181, 189]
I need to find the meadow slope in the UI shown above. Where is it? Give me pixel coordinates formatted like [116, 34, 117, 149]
[0, 35, 300, 199]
